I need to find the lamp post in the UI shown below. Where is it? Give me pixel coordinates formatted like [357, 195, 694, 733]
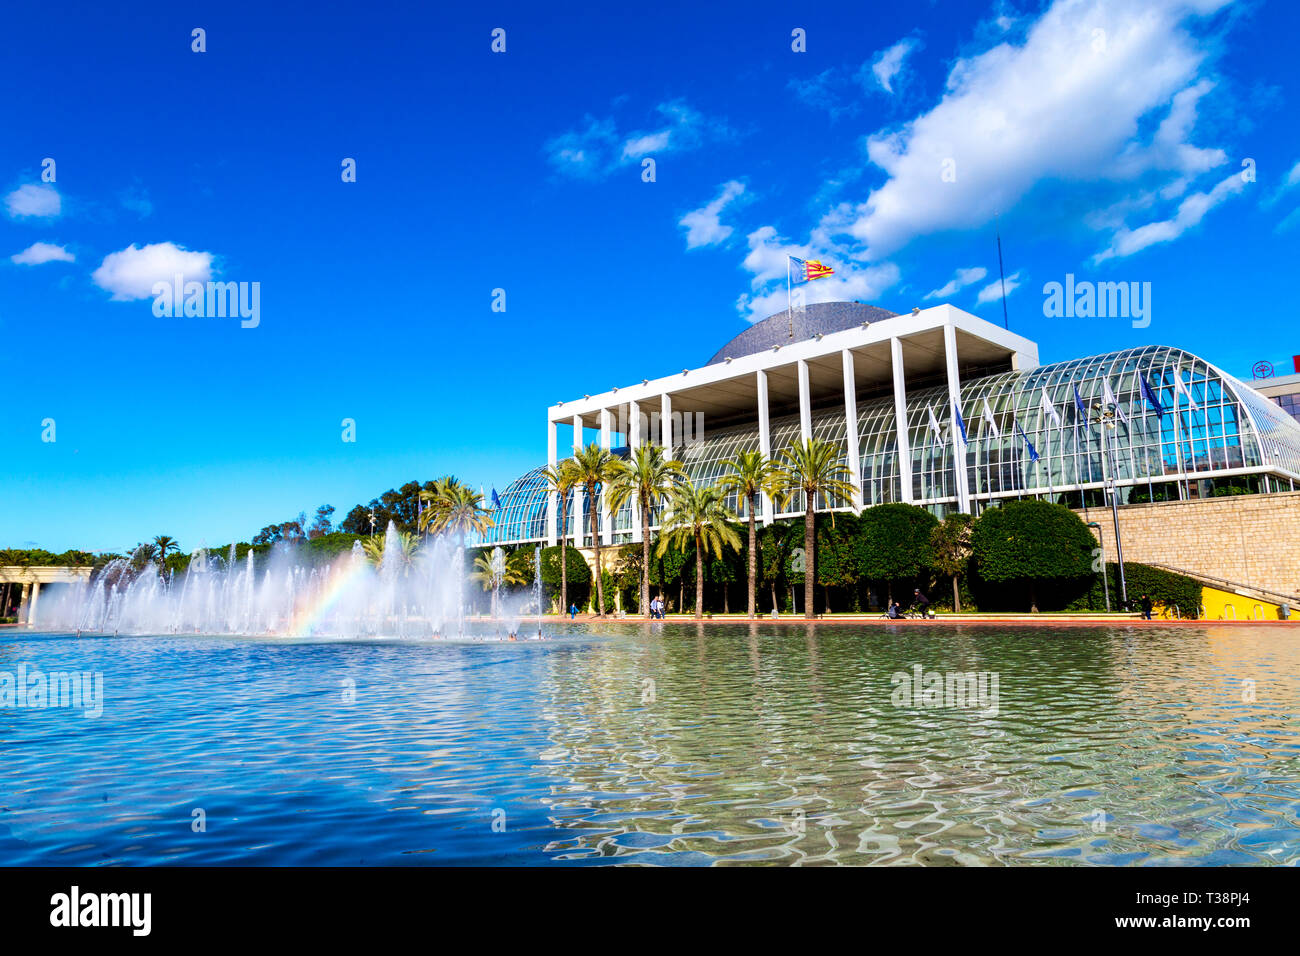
[1086, 521, 1110, 613]
[368, 510, 376, 539]
[1090, 402, 1128, 608]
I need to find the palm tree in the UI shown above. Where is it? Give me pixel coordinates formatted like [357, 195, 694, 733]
[717, 449, 781, 619]
[771, 438, 856, 619]
[470, 548, 528, 618]
[418, 477, 495, 629]
[570, 443, 620, 616]
[153, 535, 180, 580]
[605, 444, 684, 618]
[540, 459, 579, 614]
[362, 529, 419, 573]
[657, 482, 741, 619]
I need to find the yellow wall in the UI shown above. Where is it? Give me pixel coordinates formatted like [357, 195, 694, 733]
[1198, 586, 1288, 621]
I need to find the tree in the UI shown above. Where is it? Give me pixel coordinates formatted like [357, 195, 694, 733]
[656, 482, 741, 619]
[570, 443, 620, 616]
[152, 536, 180, 580]
[540, 459, 579, 616]
[716, 449, 781, 619]
[419, 477, 495, 623]
[970, 500, 1095, 611]
[815, 511, 859, 613]
[470, 547, 528, 618]
[930, 513, 974, 612]
[605, 444, 684, 619]
[539, 545, 590, 612]
[361, 528, 419, 573]
[771, 438, 856, 619]
[308, 505, 335, 539]
[857, 503, 938, 606]
[758, 520, 801, 614]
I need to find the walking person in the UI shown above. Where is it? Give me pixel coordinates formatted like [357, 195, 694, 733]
[569, 602, 578, 620]
[1140, 594, 1153, 620]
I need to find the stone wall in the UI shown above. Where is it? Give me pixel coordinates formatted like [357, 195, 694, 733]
[1074, 490, 1300, 599]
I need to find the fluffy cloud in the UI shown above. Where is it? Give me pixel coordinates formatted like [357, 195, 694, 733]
[734, 225, 900, 322]
[925, 266, 988, 299]
[869, 38, 921, 94]
[91, 242, 214, 300]
[975, 270, 1022, 306]
[1093, 169, 1245, 261]
[826, 0, 1234, 259]
[546, 100, 730, 179]
[5, 184, 61, 219]
[679, 181, 746, 249]
[11, 242, 74, 265]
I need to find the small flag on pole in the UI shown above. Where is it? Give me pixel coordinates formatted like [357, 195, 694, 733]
[1073, 384, 1088, 419]
[491, 487, 501, 510]
[1102, 379, 1129, 424]
[1015, 419, 1040, 462]
[954, 401, 969, 445]
[981, 398, 1000, 438]
[789, 255, 834, 282]
[1040, 385, 1062, 428]
[1140, 375, 1165, 416]
[1172, 371, 1199, 410]
[926, 404, 944, 445]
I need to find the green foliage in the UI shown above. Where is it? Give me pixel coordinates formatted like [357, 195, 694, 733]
[1103, 562, 1201, 613]
[857, 503, 938, 583]
[970, 501, 1095, 583]
[539, 545, 590, 609]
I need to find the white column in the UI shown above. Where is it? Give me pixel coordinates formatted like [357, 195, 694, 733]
[661, 394, 673, 457]
[19, 583, 30, 623]
[599, 408, 612, 545]
[629, 401, 643, 544]
[891, 336, 913, 503]
[943, 321, 972, 513]
[757, 370, 773, 525]
[28, 581, 41, 624]
[797, 359, 812, 442]
[547, 419, 558, 545]
[571, 414, 584, 546]
[842, 349, 862, 511]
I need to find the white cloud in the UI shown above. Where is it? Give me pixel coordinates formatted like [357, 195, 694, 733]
[734, 225, 900, 322]
[5, 184, 61, 219]
[870, 38, 921, 94]
[1093, 169, 1244, 261]
[1285, 161, 1300, 190]
[547, 100, 729, 179]
[975, 271, 1022, 306]
[680, 181, 746, 248]
[91, 242, 215, 300]
[11, 242, 74, 265]
[826, 0, 1235, 259]
[925, 266, 988, 299]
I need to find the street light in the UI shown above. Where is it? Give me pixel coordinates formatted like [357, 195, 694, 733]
[1086, 521, 1110, 613]
[1089, 401, 1128, 608]
[368, 510, 376, 538]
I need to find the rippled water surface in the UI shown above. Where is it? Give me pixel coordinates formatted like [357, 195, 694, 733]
[1, 623, 1298, 865]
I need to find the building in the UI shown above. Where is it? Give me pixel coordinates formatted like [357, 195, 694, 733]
[1251, 356, 1300, 424]
[485, 301, 1300, 548]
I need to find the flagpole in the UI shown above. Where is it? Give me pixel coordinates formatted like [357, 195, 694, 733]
[996, 217, 1010, 331]
[787, 256, 793, 339]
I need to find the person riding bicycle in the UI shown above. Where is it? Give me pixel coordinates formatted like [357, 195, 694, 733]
[886, 601, 901, 620]
[912, 588, 934, 619]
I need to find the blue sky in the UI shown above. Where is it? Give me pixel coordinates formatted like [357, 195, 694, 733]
[2, 0, 1298, 553]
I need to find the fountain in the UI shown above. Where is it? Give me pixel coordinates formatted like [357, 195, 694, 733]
[31, 522, 521, 639]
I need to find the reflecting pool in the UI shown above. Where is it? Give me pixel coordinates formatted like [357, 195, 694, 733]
[1, 623, 1297, 865]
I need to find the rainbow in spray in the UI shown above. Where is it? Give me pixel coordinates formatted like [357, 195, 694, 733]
[286, 557, 372, 637]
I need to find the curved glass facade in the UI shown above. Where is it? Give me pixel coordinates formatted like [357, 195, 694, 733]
[485, 345, 1300, 545]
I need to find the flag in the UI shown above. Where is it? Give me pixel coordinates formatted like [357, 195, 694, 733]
[1073, 384, 1088, 420]
[1040, 385, 1062, 428]
[981, 398, 1000, 438]
[491, 487, 501, 510]
[1172, 371, 1199, 410]
[1102, 379, 1129, 424]
[954, 401, 969, 445]
[1140, 375, 1165, 416]
[926, 404, 944, 445]
[789, 255, 834, 282]
[1015, 419, 1040, 462]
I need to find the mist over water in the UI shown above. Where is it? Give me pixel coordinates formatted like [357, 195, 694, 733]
[34, 522, 538, 638]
